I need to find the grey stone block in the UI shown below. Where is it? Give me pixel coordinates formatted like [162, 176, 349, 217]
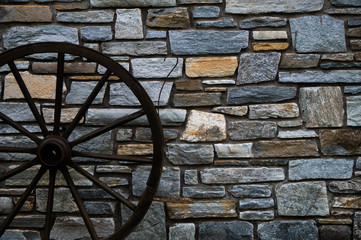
[229, 121, 277, 140]
[239, 211, 274, 220]
[66, 81, 106, 104]
[56, 10, 114, 23]
[102, 41, 167, 56]
[196, 19, 236, 28]
[230, 185, 272, 198]
[184, 170, 198, 185]
[193, 6, 220, 18]
[347, 96, 361, 126]
[199, 222, 253, 240]
[240, 17, 287, 29]
[169, 223, 195, 240]
[0, 230, 40, 240]
[167, 144, 214, 165]
[331, 0, 361, 6]
[258, 221, 318, 240]
[279, 70, 361, 83]
[81, 26, 112, 41]
[183, 186, 225, 198]
[238, 198, 274, 209]
[90, 0, 176, 7]
[131, 58, 183, 78]
[115, 9, 143, 39]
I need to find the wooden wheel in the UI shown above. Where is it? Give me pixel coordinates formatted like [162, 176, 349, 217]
[0, 42, 164, 239]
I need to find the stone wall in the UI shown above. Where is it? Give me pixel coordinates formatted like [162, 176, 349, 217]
[0, 0, 361, 239]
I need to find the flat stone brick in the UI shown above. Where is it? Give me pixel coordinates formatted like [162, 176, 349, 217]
[131, 58, 183, 78]
[55, 1, 90, 10]
[170, 224, 195, 240]
[239, 198, 274, 209]
[249, 103, 299, 119]
[280, 54, 320, 68]
[196, 19, 236, 28]
[102, 41, 167, 56]
[278, 130, 317, 138]
[175, 79, 202, 91]
[331, 0, 361, 6]
[329, 180, 361, 194]
[253, 31, 287, 40]
[81, 26, 112, 41]
[230, 185, 272, 198]
[115, 9, 143, 39]
[333, 197, 361, 209]
[90, 0, 176, 7]
[280, 70, 361, 83]
[193, 6, 220, 18]
[229, 121, 277, 140]
[167, 144, 214, 165]
[66, 81, 106, 104]
[0, 102, 40, 122]
[179, 0, 222, 3]
[240, 17, 287, 29]
[258, 221, 318, 240]
[117, 144, 153, 155]
[0, 230, 40, 240]
[239, 211, 274, 220]
[43, 107, 82, 124]
[199, 222, 253, 240]
[347, 96, 361, 126]
[212, 106, 247, 117]
[351, 40, 361, 50]
[0, 5, 52, 22]
[32, 62, 96, 74]
[183, 186, 225, 198]
[255, 140, 319, 158]
[320, 225, 351, 240]
[147, 8, 190, 28]
[320, 129, 361, 155]
[214, 143, 253, 158]
[173, 93, 222, 107]
[56, 10, 114, 23]
[253, 42, 289, 51]
[186, 57, 238, 78]
[184, 170, 198, 185]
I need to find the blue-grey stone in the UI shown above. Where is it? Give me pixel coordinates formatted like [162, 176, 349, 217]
[226, 0, 324, 14]
[3, 26, 78, 50]
[331, 0, 361, 6]
[357, 157, 361, 169]
[258, 221, 318, 240]
[348, 18, 361, 27]
[132, 166, 180, 197]
[167, 144, 214, 165]
[355, 213, 361, 239]
[347, 96, 361, 126]
[279, 70, 361, 83]
[227, 86, 297, 105]
[109, 81, 173, 106]
[146, 30, 167, 39]
[0, 61, 29, 72]
[290, 15, 346, 53]
[193, 6, 220, 18]
[84, 202, 116, 215]
[134, 128, 178, 142]
[69, 127, 112, 154]
[289, 159, 354, 180]
[237, 52, 281, 84]
[0, 0, 29, 2]
[199, 222, 253, 240]
[131, 58, 183, 78]
[78, 189, 128, 200]
[230, 185, 272, 198]
[183, 186, 225, 198]
[173, 93, 222, 107]
[0, 215, 45, 228]
[321, 62, 361, 69]
[0, 230, 40, 240]
[169, 224, 195, 240]
[239, 198, 274, 209]
[81, 26, 112, 42]
[169, 30, 248, 55]
[325, 8, 361, 14]
[240, 17, 287, 29]
[0, 197, 12, 214]
[196, 19, 236, 28]
[229, 121, 277, 140]
[179, 0, 222, 3]
[91, 0, 176, 7]
[56, 10, 114, 23]
[0, 102, 40, 122]
[239, 211, 274, 220]
[328, 180, 361, 194]
[66, 81, 106, 105]
[184, 170, 198, 185]
[102, 41, 167, 56]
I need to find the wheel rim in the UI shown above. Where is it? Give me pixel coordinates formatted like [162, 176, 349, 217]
[0, 42, 164, 240]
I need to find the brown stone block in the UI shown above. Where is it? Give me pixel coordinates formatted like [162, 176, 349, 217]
[43, 107, 84, 124]
[0, 5, 52, 23]
[355, 52, 361, 61]
[253, 42, 289, 51]
[117, 144, 153, 155]
[32, 62, 97, 74]
[55, 1, 90, 11]
[175, 79, 202, 91]
[167, 200, 237, 219]
[146, 8, 190, 29]
[348, 27, 361, 37]
[185, 57, 238, 78]
[333, 197, 361, 209]
[255, 140, 319, 158]
[320, 129, 361, 155]
[351, 40, 361, 50]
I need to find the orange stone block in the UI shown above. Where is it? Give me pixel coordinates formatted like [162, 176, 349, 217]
[186, 57, 238, 78]
[253, 42, 289, 51]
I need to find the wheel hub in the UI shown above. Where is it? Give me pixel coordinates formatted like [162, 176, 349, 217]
[38, 136, 71, 168]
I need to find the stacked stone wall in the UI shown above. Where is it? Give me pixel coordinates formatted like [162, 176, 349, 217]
[0, 0, 361, 239]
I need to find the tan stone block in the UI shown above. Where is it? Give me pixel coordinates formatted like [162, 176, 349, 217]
[253, 31, 288, 40]
[42, 107, 84, 124]
[316, 218, 352, 225]
[351, 40, 361, 50]
[0, 5, 52, 23]
[55, 1, 90, 10]
[186, 57, 238, 78]
[255, 140, 319, 158]
[253, 42, 289, 51]
[175, 79, 202, 91]
[117, 144, 153, 155]
[4, 71, 56, 100]
[333, 197, 361, 209]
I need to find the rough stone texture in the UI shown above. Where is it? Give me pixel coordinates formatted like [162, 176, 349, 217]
[201, 167, 285, 184]
[117, 144, 153, 155]
[258, 221, 319, 240]
[169, 30, 248, 55]
[320, 62, 361, 69]
[50, 217, 114, 240]
[81, 26, 112, 41]
[66, 81, 106, 104]
[90, 0, 176, 7]
[169, 224, 195, 240]
[167, 144, 214, 165]
[227, 86, 296, 105]
[290, 15, 346, 53]
[229, 121, 277, 140]
[239, 211, 274, 220]
[276, 182, 329, 216]
[186, 57, 238, 78]
[280, 54, 320, 68]
[289, 159, 354, 180]
[320, 129, 361, 155]
[179, 0, 222, 3]
[253, 43, 289, 51]
[70, 127, 112, 154]
[329, 180, 361, 193]
[239, 198, 274, 209]
[240, 17, 287, 29]
[0, 197, 12, 214]
[131, 58, 183, 78]
[237, 52, 281, 84]
[255, 140, 319, 158]
[115, 9, 143, 39]
[0, 102, 40, 122]
[214, 143, 253, 158]
[122, 202, 166, 240]
[278, 130, 317, 138]
[277, 120, 303, 128]
[212, 106, 247, 117]
[36, 188, 77, 213]
[32, 62, 97, 74]
[167, 200, 237, 219]
[253, 31, 287, 40]
[132, 166, 180, 197]
[198, 222, 253, 240]
[300, 87, 344, 128]
[183, 186, 225, 198]
[0, 5, 52, 22]
[147, 8, 190, 28]
[173, 93, 222, 107]
[249, 103, 299, 119]
[146, 30, 166, 39]
[196, 19, 236, 28]
[102, 41, 167, 56]
[325, 8, 361, 15]
[181, 110, 226, 142]
[184, 170, 198, 185]
[226, 0, 323, 14]
[56, 10, 114, 23]
[349, 18, 361, 27]
[331, 0, 361, 6]
[320, 225, 351, 240]
[3, 26, 78, 49]
[193, 6, 219, 18]
[230, 185, 272, 198]
[333, 197, 361, 209]
[354, 212, 361, 239]
[134, 128, 178, 142]
[347, 96, 361, 126]
[109, 81, 173, 106]
[322, 53, 354, 61]
[0, 230, 40, 239]
[344, 86, 361, 95]
[280, 70, 361, 83]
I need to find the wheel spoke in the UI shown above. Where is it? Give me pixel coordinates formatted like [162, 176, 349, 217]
[0, 112, 42, 144]
[61, 166, 99, 240]
[0, 158, 39, 183]
[0, 146, 36, 154]
[72, 150, 153, 164]
[8, 61, 49, 137]
[53, 53, 65, 135]
[43, 169, 57, 240]
[68, 161, 137, 211]
[63, 69, 112, 139]
[70, 109, 145, 147]
[0, 166, 46, 236]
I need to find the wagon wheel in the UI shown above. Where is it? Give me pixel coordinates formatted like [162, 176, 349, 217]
[0, 42, 164, 239]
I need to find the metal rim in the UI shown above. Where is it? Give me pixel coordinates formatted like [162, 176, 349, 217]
[0, 42, 164, 240]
